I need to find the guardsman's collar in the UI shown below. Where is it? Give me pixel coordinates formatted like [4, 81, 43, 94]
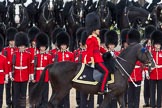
[40, 51, 46, 54]
[60, 49, 67, 52]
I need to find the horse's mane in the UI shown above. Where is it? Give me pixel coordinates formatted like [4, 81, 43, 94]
[119, 43, 141, 58]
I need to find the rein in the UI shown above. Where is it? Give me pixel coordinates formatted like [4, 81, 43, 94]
[115, 57, 143, 87]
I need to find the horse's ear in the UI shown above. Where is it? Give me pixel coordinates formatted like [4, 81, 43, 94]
[102, 52, 112, 61]
[141, 47, 147, 53]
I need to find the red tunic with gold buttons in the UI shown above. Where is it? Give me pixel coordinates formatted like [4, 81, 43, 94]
[55, 50, 74, 62]
[2, 47, 18, 74]
[49, 48, 58, 62]
[150, 49, 162, 80]
[26, 47, 39, 64]
[85, 35, 103, 63]
[0, 55, 9, 84]
[35, 52, 52, 82]
[128, 61, 143, 82]
[74, 48, 87, 63]
[12, 50, 32, 82]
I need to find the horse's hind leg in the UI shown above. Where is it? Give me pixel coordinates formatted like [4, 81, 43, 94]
[117, 94, 125, 108]
[48, 87, 71, 108]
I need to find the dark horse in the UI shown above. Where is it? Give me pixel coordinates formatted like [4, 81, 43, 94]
[30, 43, 155, 108]
[38, 0, 56, 33]
[116, 1, 157, 30]
[0, 0, 7, 37]
[97, 0, 113, 29]
[7, 1, 29, 31]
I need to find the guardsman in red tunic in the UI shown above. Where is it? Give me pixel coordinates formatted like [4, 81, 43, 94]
[74, 27, 85, 108]
[11, 32, 32, 108]
[126, 29, 142, 108]
[150, 30, 162, 108]
[55, 31, 74, 108]
[105, 30, 120, 108]
[143, 25, 156, 107]
[33, 32, 52, 108]
[49, 27, 64, 62]
[128, 61, 143, 108]
[26, 26, 40, 108]
[2, 27, 18, 108]
[0, 34, 9, 108]
[84, 12, 109, 93]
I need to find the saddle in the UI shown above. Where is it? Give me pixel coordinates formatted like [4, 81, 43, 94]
[72, 64, 115, 85]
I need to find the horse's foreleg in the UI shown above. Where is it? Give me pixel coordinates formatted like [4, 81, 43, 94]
[117, 94, 125, 108]
[99, 93, 112, 108]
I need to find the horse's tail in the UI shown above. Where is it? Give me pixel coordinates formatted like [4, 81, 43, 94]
[29, 64, 53, 105]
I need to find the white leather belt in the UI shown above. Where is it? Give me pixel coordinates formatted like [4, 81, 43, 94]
[156, 65, 162, 68]
[36, 67, 45, 70]
[135, 66, 140, 68]
[0, 70, 4, 72]
[15, 66, 28, 70]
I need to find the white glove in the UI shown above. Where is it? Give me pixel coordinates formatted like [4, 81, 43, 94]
[145, 70, 150, 79]
[9, 72, 14, 81]
[29, 74, 34, 81]
[5, 74, 8, 84]
[90, 63, 95, 68]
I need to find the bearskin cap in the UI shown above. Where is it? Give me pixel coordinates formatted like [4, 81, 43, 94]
[144, 25, 156, 39]
[127, 29, 141, 44]
[6, 27, 18, 42]
[120, 28, 129, 45]
[81, 30, 88, 46]
[151, 30, 162, 45]
[0, 34, 4, 52]
[100, 29, 108, 44]
[56, 31, 70, 49]
[36, 32, 49, 49]
[51, 27, 65, 44]
[15, 32, 29, 47]
[85, 12, 100, 35]
[28, 26, 40, 43]
[76, 27, 85, 44]
[105, 30, 118, 47]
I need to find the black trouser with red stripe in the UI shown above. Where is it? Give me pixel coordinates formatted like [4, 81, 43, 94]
[95, 63, 109, 92]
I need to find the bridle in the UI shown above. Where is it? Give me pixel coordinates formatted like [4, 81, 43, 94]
[115, 44, 154, 87]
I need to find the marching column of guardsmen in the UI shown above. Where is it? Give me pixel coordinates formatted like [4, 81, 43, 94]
[1, 24, 162, 108]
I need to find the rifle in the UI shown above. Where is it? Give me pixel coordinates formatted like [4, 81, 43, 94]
[12, 53, 16, 78]
[34, 55, 37, 79]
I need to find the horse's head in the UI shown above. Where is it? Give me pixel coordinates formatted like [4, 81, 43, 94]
[48, 0, 55, 11]
[136, 44, 155, 68]
[13, 3, 23, 24]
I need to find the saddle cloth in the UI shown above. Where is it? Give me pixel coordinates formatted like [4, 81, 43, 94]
[72, 63, 114, 85]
